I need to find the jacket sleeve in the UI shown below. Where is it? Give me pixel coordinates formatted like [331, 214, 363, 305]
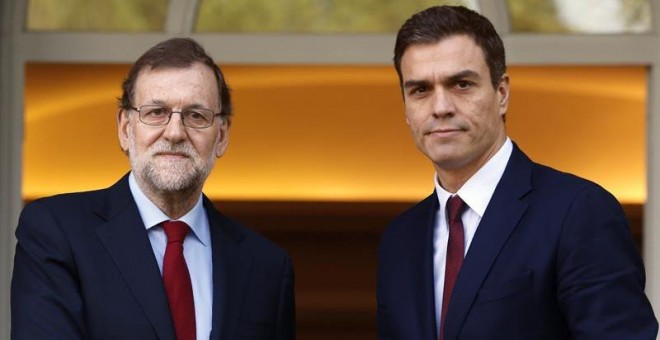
[557, 185, 658, 339]
[11, 200, 88, 340]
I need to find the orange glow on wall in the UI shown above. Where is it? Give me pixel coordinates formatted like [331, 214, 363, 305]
[23, 64, 646, 203]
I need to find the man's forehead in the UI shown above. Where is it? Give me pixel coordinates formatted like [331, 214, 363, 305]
[132, 64, 220, 106]
[401, 36, 487, 75]
[136, 63, 210, 78]
[403, 35, 482, 59]
[133, 64, 218, 92]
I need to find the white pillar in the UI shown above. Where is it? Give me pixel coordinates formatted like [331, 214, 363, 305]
[646, 64, 660, 331]
[0, 0, 23, 337]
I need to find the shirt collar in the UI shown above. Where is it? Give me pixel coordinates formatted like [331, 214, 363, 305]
[128, 172, 210, 246]
[435, 138, 513, 217]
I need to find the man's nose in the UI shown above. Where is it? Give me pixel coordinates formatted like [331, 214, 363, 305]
[431, 90, 456, 118]
[162, 112, 187, 141]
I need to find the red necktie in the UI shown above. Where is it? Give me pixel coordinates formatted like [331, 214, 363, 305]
[162, 221, 196, 340]
[440, 196, 466, 339]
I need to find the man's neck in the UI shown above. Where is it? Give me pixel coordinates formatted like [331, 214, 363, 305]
[136, 180, 202, 220]
[435, 136, 507, 193]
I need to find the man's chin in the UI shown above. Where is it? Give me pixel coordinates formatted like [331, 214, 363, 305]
[146, 172, 199, 193]
[429, 154, 466, 171]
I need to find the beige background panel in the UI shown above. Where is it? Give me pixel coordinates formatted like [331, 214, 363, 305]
[23, 64, 646, 203]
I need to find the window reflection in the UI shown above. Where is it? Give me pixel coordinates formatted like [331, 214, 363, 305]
[27, 0, 167, 32]
[195, 0, 479, 33]
[508, 0, 651, 34]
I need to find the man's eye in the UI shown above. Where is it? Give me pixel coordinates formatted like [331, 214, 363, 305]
[185, 110, 206, 120]
[410, 87, 428, 95]
[184, 110, 210, 123]
[188, 111, 203, 119]
[456, 81, 471, 89]
[147, 108, 168, 116]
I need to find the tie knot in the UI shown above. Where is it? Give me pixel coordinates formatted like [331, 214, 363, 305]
[447, 195, 466, 223]
[162, 221, 189, 243]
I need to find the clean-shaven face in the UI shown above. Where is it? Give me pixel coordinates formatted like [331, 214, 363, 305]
[400, 34, 509, 177]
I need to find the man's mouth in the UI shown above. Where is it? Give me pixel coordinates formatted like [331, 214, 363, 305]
[154, 152, 190, 159]
[427, 127, 463, 136]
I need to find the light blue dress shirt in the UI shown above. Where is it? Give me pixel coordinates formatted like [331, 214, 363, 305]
[128, 173, 213, 340]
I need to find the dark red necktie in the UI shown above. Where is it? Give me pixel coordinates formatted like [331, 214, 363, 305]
[440, 196, 466, 339]
[162, 221, 196, 340]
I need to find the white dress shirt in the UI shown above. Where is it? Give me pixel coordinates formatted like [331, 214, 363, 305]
[433, 138, 513, 334]
[129, 173, 213, 340]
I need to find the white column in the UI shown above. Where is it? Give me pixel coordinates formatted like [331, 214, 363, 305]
[646, 64, 660, 327]
[645, 0, 660, 332]
[0, 0, 23, 337]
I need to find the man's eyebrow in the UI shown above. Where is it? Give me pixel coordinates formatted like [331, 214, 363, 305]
[403, 79, 431, 90]
[143, 100, 210, 109]
[183, 103, 207, 109]
[144, 99, 167, 106]
[403, 70, 481, 90]
[446, 69, 480, 84]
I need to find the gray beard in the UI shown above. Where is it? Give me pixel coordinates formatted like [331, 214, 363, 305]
[139, 158, 205, 194]
[127, 136, 216, 195]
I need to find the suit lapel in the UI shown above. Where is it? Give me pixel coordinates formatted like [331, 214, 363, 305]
[94, 175, 175, 340]
[205, 199, 252, 340]
[443, 145, 533, 340]
[405, 194, 440, 339]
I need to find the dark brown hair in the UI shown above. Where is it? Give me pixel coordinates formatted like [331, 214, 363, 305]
[393, 6, 506, 89]
[118, 37, 232, 121]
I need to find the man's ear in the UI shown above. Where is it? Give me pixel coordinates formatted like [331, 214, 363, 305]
[497, 74, 510, 116]
[215, 119, 231, 158]
[117, 109, 130, 155]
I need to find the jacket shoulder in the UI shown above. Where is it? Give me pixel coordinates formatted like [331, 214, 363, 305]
[19, 186, 116, 230]
[204, 201, 291, 262]
[530, 161, 617, 201]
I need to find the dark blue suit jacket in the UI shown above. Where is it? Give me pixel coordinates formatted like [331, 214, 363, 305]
[11, 174, 295, 339]
[377, 144, 657, 339]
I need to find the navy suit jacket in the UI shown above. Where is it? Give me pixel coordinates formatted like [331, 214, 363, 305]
[11, 175, 295, 339]
[377, 144, 657, 339]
